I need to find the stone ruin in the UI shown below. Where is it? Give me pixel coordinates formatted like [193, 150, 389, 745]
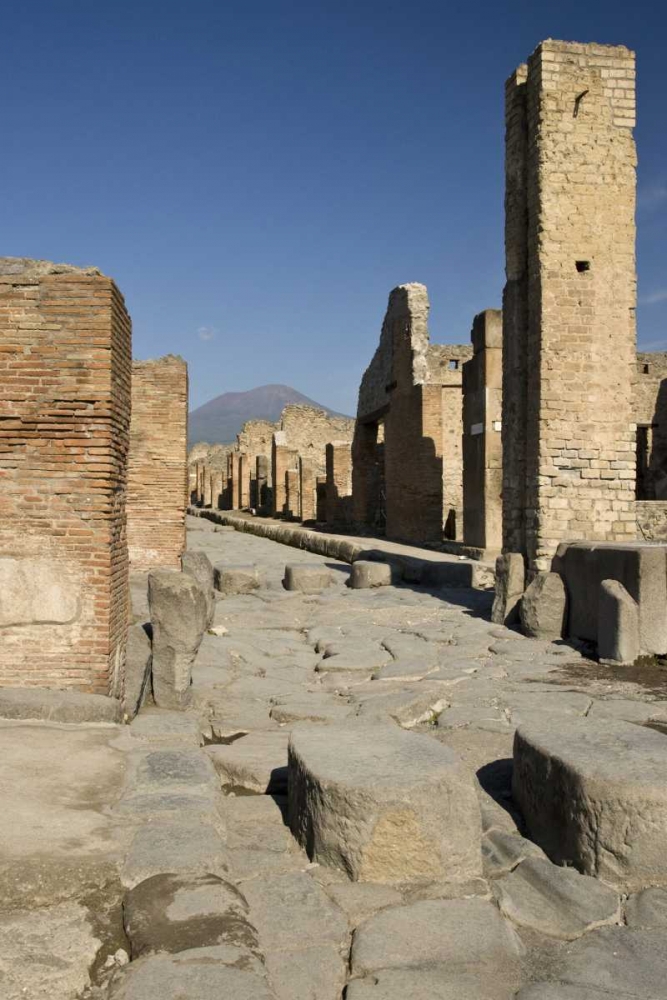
[5, 36, 667, 1000]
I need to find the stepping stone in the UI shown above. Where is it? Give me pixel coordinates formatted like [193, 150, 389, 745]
[350, 898, 522, 989]
[207, 731, 289, 794]
[0, 686, 121, 724]
[494, 857, 620, 939]
[288, 722, 481, 882]
[513, 717, 667, 890]
[349, 561, 400, 589]
[107, 952, 276, 1000]
[625, 886, 667, 928]
[482, 830, 547, 878]
[283, 564, 333, 593]
[213, 564, 263, 595]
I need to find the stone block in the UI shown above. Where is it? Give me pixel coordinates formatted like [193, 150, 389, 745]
[213, 563, 262, 596]
[0, 687, 122, 724]
[554, 542, 667, 655]
[123, 624, 153, 720]
[181, 551, 215, 626]
[349, 560, 401, 589]
[148, 570, 208, 710]
[206, 731, 289, 794]
[121, 820, 229, 889]
[513, 717, 667, 890]
[520, 572, 567, 640]
[491, 553, 525, 626]
[107, 953, 276, 1000]
[598, 579, 640, 665]
[288, 721, 482, 882]
[283, 564, 333, 594]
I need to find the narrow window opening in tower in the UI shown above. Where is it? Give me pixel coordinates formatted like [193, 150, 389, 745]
[576, 260, 591, 273]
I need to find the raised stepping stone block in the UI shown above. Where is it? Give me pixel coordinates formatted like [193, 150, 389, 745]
[288, 721, 482, 882]
[494, 856, 620, 940]
[598, 578, 640, 665]
[520, 572, 567, 640]
[213, 563, 262, 596]
[148, 570, 208, 710]
[513, 717, 667, 890]
[0, 686, 122, 724]
[283, 563, 333, 594]
[349, 561, 400, 589]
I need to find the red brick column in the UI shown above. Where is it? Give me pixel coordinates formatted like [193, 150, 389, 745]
[0, 258, 131, 694]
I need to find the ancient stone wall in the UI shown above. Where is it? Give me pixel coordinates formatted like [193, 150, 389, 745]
[127, 355, 188, 569]
[635, 352, 667, 501]
[502, 41, 637, 574]
[280, 405, 355, 477]
[326, 441, 353, 528]
[0, 258, 131, 694]
[354, 283, 471, 544]
[462, 310, 503, 553]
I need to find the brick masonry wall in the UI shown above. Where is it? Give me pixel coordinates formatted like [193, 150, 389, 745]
[127, 355, 188, 570]
[503, 41, 637, 574]
[0, 258, 131, 694]
[634, 352, 667, 501]
[299, 457, 316, 521]
[326, 441, 353, 528]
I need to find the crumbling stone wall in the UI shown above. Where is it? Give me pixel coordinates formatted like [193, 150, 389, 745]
[326, 441, 353, 528]
[462, 310, 503, 553]
[127, 356, 188, 569]
[502, 41, 637, 574]
[280, 405, 355, 476]
[635, 352, 667, 501]
[0, 258, 131, 694]
[353, 283, 471, 544]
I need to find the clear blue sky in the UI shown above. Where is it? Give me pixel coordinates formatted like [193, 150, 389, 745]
[3, 1, 665, 414]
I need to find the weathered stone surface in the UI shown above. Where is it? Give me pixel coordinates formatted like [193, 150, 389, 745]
[207, 731, 289, 794]
[213, 563, 263, 596]
[553, 927, 667, 998]
[242, 870, 349, 952]
[346, 966, 508, 1000]
[124, 624, 153, 719]
[624, 886, 667, 928]
[491, 553, 525, 626]
[0, 686, 122, 724]
[128, 711, 201, 746]
[108, 951, 276, 1000]
[288, 722, 482, 882]
[0, 900, 101, 1000]
[124, 873, 260, 959]
[264, 945, 346, 1000]
[598, 578, 640, 665]
[513, 717, 667, 889]
[121, 820, 228, 889]
[323, 881, 403, 928]
[349, 561, 400, 589]
[372, 657, 440, 682]
[181, 551, 215, 626]
[482, 829, 547, 878]
[494, 857, 620, 939]
[148, 570, 208, 709]
[520, 572, 567, 640]
[350, 898, 522, 991]
[283, 563, 333, 593]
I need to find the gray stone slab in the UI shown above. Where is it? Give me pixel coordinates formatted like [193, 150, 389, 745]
[513, 717, 667, 890]
[213, 563, 263, 595]
[482, 829, 547, 877]
[288, 722, 482, 883]
[555, 927, 667, 998]
[242, 871, 349, 954]
[283, 564, 333, 593]
[349, 561, 400, 589]
[207, 732, 289, 794]
[494, 857, 620, 939]
[107, 950, 276, 999]
[323, 881, 404, 928]
[372, 658, 440, 682]
[520, 572, 567, 640]
[128, 711, 202, 746]
[263, 944, 346, 1000]
[624, 886, 667, 928]
[0, 686, 122, 724]
[346, 966, 509, 1000]
[121, 821, 229, 889]
[598, 578, 640, 665]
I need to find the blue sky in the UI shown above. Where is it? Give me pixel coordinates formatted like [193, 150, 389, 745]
[3, 1, 665, 414]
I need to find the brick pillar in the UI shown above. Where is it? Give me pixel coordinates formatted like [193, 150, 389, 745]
[285, 469, 300, 520]
[352, 421, 381, 529]
[256, 455, 270, 513]
[299, 458, 316, 522]
[230, 453, 240, 510]
[127, 355, 188, 570]
[462, 310, 503, 554]
[272, 432, 298, 516]
[316, 477, 327, 522]
[239, 453, 250, 508]
[0, 258, 131, 695]
[203, 465, 212, 507]
[211, 470, 225, 509]
[502, 41, 637, 574]
[326, 441, 353, 528]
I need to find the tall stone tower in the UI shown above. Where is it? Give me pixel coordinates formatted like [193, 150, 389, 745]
[502, 40, 637, 575]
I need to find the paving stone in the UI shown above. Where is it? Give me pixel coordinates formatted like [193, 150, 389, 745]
[624, 886, 667, 928]
[207, 731, 289, 794]
[588, 699, 667, 725]
[349, 561, 401, 589]
[350, 898, 523, 987]
[494, 856, 620, 939]
[149, 570, 208, 709]
[124, 624, 153, 720]
[554, 927, 667, 998]
[438, 705, 510, 733]
[107, 950, 276, 999]
[0, 686, 122, 724]
[379, 632, 437, 659]
[269, 696, 354, 724]
[346, 966, 509, 1000]
[288, 721, 482, 882]
[516, 986, 621, 999]
[520, 572, 567, 640]
[504, 690, 592, 724]
[263, 944, 346, 1000]
[121, 820, 229, 889]
[482, 829, 547, 877]
[372, 657, 440, 682]
[242, 871, 349, 954]
[352, 684, 451, 727]
[283, 564, 333, 593]
[181, 550, 215, 626]
[123, 872, 260, 959]
[214, 563, 263, 595]
[323, 881, 404, 928]
[128, 711, 203, 746]
[513, 716, 667, 890]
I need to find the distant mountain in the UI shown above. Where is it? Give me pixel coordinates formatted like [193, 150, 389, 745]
[188, 383, 351, 446]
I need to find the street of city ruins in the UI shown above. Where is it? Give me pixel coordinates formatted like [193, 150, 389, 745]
[3, 35, 667, 1000]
